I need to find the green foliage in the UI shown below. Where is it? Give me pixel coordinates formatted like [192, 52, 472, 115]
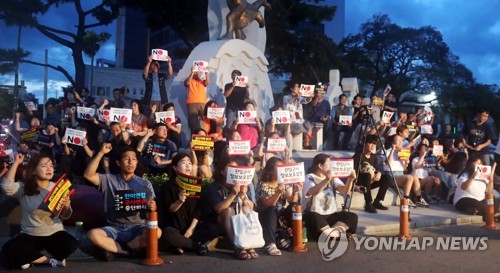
[0, 92, 15, 118]
[143, 173, 170, 189]
[82, 31, 112, 59]
[0, 48, 31, 75]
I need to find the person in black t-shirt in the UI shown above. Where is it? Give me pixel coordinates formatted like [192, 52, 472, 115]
[224, 69, 249, 130]
[462, 111, 493, 165]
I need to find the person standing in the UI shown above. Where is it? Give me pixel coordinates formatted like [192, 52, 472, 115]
[224, 69, 249, 130]
[142, 55, 173, 111]
[185, 66, 211, 133]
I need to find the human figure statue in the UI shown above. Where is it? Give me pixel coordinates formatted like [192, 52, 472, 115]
[219, 0, 271, 40]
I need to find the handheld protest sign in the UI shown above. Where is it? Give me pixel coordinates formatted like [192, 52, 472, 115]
[433, 145, 443, 156]
[381, 111, 394, 124]
[235, 75, 248, 87]
[407, 125, 416, 133]
[398, 148, 411, 161]
[176, 171, 202, 198]
[226, 166, 255, 186]
[77, 106, 96, 120]
[97, 109, 110, 122]
[330, 158, 354, 178]
[64, 128, 87, 146]
[155, 111, 176, 124]
[228, 140, 251, 155]
[277, 162, 305, 184]
[475, 165, 492, 182]
[207, 106, 225, 119]
[383, 84, 392, 97]
[110, 108, 133, 124]
[299, 84, 315, 97]
[24, 101, 37, 111]
[237, 110, 257, 124]
[21, 129, 37, 142]
[339, 115, 352, 126]
[423, 156, 437, 168]
[42, 174, 75, 217]
[420, 124, 433, 134]
[151, 49, 168, 61]
[267, 138, 287, 152]
[387, 126, 397, 136]
[191, 134, 214, 151]
[193, 60, 208, 72]
[114, 190, 148, 212]
[272, 110, 291, 124]
[372, 97, 384, 106]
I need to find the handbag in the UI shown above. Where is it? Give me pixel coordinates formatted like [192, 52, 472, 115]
[231, 198, 265, 249]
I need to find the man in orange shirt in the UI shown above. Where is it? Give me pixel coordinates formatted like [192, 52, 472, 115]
[184, 66, 211, 132]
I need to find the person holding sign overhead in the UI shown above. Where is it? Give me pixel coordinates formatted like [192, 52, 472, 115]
[224, 69, 249, 130]
[1, 154, 78, 269]
[331, 94, 353, 150]
[185, 64, 211, 133]
[142, 54, 173, 111]
[84, 145, 160, 261]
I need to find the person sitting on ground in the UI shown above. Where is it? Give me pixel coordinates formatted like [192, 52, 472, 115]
[84, 145, 161, 261]
[102, 121, 131, 175]
[2, 154, 78, 269]
[149, 103, 182, 148]
[302, 154, 358, 239]
[126, 99, 149, 138]
[410, 143, 442, 203]
[230, 100, 264, 152]
[136, 123, 178, 175]
[202, 100, 225, 140]
[191, 128, 214, 179]
[256, 157, 301, 256]
[353, 134, 391, 213]
[257, 132, 291, 169]
[331, 94, 353, 150]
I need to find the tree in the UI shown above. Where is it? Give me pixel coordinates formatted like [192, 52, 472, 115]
[0, 0, 119, 90]
[0, 91, 15, 118]
[0, 49, 30, 75]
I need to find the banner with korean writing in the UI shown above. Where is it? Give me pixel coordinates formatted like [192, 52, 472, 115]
[114, 190, 148, 212]
[272, 110, 291, 124]
[372, 97, 384, 106]
[277, 162, 305, 184]
[267, 138, 287, 152]
[193, 60, 208, 72]
[226, 166, 255, 185]
[420, 124, 433, 134]
[423, 156, 437, 168]
[64, 128, 87, 146]
[235, 75, 248, 87]
[151, 49, 169, 61]
[330, 158, 354, 178]
[339, 115, 352, 126]
[228, 140, 251, 155]
[433, 144, 443, 156]
[207, 106, 225, 119]
[398, 148, 411, 160]
[21, 129, 37, 142]
[176, 171, 202, 198]
[24, 101, 37, 111]
[110, 108, 133, 124]
[155, 111, 176, 124]
[192, 135, 214, 151]
[237, 111, 257, 124]
[42, 175, 74, 217]
[77, 106, 96, 120]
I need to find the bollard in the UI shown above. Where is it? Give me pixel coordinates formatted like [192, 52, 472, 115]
[140, 211, 164, 266]
[292, 204, 308, 252]
[483, 193, 498, 230]
[399, 198, 412, 240]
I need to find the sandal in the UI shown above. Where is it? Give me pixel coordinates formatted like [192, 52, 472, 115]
[264, 243, 282, 256]
[235, 249, 251, 260]
[247, 249, 259, 259]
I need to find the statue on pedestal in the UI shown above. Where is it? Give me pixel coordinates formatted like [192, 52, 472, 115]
[219, 0, 271, 40]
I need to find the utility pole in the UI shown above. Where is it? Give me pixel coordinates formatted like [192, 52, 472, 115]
[12, 25, 22, 119]
[43, 49, 48, 119]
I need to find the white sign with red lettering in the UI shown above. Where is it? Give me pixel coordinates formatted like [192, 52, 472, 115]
[207, 107, 225, 119]
[237, 111, 257, 124]
[267, 138, 287, 152]
[228, 140, 251, 155]
[433, 144, 443, 156]
[193, 60, 208, 72]
[381, 111, 394, 124]
[475, 165, 491, 182]
[235, 76, 248, 87]
[64, 128, 87, 146]
[272, 110, 291, 124]
[339, 115, 352, 126]
[277, 162, 305, 184]
[330, 158, 354, 178]
[97, 109, 110, 122]
[226, 166, 255, 185]
[110, 108, 133, 124]
[383, 84, 392, 97]
[151, 49, 169, 61]
[299, 84, 315, 97]
[76, 107, 96, 120]
[155, 111, 176, 124]
[420, 124, 433, 134]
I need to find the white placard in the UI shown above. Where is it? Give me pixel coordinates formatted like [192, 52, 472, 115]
[155, 111, 176, 124]
[64, 128, 87, 146]
[24, 101, 37, 111]
[339, 115, 352, 126]
[387, 126, 397, 136]
[475, 165, 491, 182]
[97, 109, 110, 122]
[420, 124, 433, 134]
[267, 138, 287, 152]
[110, 108, 133, 124]
[193, 60, 208, 72]
[277, 162, 305, 184]
[151, 49, 168, 61]
[77, 106, 96, 120]
[381, 111, 394, 124]
[433, 144, 443, 156]
[207, 107, 225, 119]
[299, 84, 315, 97]
[237, 111, 257, 124]
[1, 149, 14, 164]
[234, 76, 248, 87]
[383, 84, 392, 97]
[272, 110, 291, 124]
[226, 166, 255, 185]
[330, 158, 354, 178]
[228, 140, 251, 155]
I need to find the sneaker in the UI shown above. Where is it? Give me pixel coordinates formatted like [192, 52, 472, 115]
[20, 264, 31, 270]
[407, 198, 416, 208]
[194, 242, 209, 256]
[372, 201, 389, 210]
[48, 258, 66, 268]
[364, 203, 377, 213]
[415, 197, 430, 207]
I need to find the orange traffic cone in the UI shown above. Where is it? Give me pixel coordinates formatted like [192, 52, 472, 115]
[292, 204, 308, 252]
[399, 198, 412, 239]
[483, 193, 498, 230]
[140, 211, 164, 266]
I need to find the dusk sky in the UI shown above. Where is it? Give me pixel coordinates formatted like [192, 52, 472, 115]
[0, 0, 499, 101]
